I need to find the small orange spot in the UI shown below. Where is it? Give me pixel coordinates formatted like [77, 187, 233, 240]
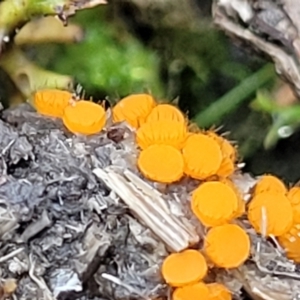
[173, 282, 210, 300]
[161, 249, 208, 287]
[287, 187, 300, 222]
[112, 94, 156, 128]
[220, 178, 245, 218]
[34, 89, 73, 118]
[63, 100, 106, 135]
[137, 145, 184, 183]
[254, 174, 287, 195]
[277, 223, 300, 263]
[216, 157, 235, 178]
[188, 122, 202, 133]
[204, 224, 250, 269]
[207, 283, 232, 300]
[206, 131, 236, 177]
[182, 133, 222, 180]
[247, 192, 293, 236]
[206, 131, 236, 161]
[146, 104, 186, 123]
[136, 120, 188, 150]
[191, 181, 240, 227]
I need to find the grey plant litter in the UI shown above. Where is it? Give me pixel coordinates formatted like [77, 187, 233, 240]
[0, 102, 299, 300]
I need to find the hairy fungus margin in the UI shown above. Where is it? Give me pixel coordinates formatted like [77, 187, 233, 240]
[63, 100, 106, 135]
[33, 89, 73, 118]
[161, 249, 208, 287]
[248, 192, 293, 236]
[137, 144, 184, 183]
[136, 120, 188, 150]
[172, 282, 210, 300]
[146, 103, 186, 124]
[182, 133, 222, 180]
[204, 224, 250, 269]
[112, 93, 156, 128]
[191, 181, 240, 227]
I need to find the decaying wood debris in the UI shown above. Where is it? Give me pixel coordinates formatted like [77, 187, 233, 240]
[212, 0, 300, 98]
[0, 102, 300, 300]
[0, 103, 168, 300]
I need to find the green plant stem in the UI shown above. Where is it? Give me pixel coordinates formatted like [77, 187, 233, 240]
[0, 0, 105, 47]
[193, 63, 276, 128]
[0, 46, 73, 98]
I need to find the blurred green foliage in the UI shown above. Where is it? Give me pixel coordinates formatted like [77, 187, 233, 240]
[29, 7, 164, 100]
[251, 90, 300, 150]
[1, 1, 299, 181]
[28, 5, 266, 110]
[147, 26, 261, 115]
[20, 4, 277, 163]
[193, 64, 275, 128]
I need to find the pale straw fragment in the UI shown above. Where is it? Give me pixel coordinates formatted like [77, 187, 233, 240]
[93, 167, 199, 252]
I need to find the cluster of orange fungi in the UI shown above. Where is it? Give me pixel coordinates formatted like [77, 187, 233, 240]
[33, 90, 300, 300]
[33, 89, 106, 135]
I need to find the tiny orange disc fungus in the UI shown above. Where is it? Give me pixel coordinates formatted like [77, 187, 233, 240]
[287, 187, 300, 222]
[112, 94, 156, 128]
[188, 122, 202, 133]
[182, 133, 222, 180]
[206, 131, 236, 178]
[136, 120, 188, 150]
[172, 282, 210, 300]
[216, 157, 235, 178]
[146, 104, 186, 123]
[247, 192, 293, 236]
[162, 249, 208, 287]
[137, 144, 184, 183]
[206, 131, 236, 161]
[34, 89, 73, 118]
[191, 181, 240, 227]
[221, 179, 245, 219]
[207, 283, 232, 300]
[277, 223, 300, 263]
[204, 224, 250, 269]
[63, 100, 106, 135]
[254, 175, 287, 195]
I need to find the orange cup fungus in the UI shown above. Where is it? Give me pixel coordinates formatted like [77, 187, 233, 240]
[216, 157, 235, 178]
[205, 131, 236, 177]
[277, 223, 300, 263]
[247, 192, 293, 236]
[253, 174, 287, 195]
[191, 181, 241, 227]
[204, 224, 250, 269]
[221, 179, 245, 219]
[182, 133, 222, 180]
[172, 282, 210, 300]
[34, 89, 73, 118]
[146, 104, 186, 124]
[207, 283, 232, 300]
[34, 91, 300, 287]
[137, 144, 184, 183]
[161, 249, 208, 287]
[136, 120, 188, 150]
[277, 187, 300, 263]
[287, 187, 300, 222]
[112, 94, 156, 128]
[63, 100, 106, 135]
[206, 131, 236, 161]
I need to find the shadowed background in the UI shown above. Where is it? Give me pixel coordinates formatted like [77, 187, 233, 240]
[1, 0, 300, 183]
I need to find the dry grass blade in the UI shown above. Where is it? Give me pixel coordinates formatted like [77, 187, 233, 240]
[93, 167, 199, 252]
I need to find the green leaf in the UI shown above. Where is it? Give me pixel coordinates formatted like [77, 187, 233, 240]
[45, 8, 164, 98]
[250, 90, 280, 113]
